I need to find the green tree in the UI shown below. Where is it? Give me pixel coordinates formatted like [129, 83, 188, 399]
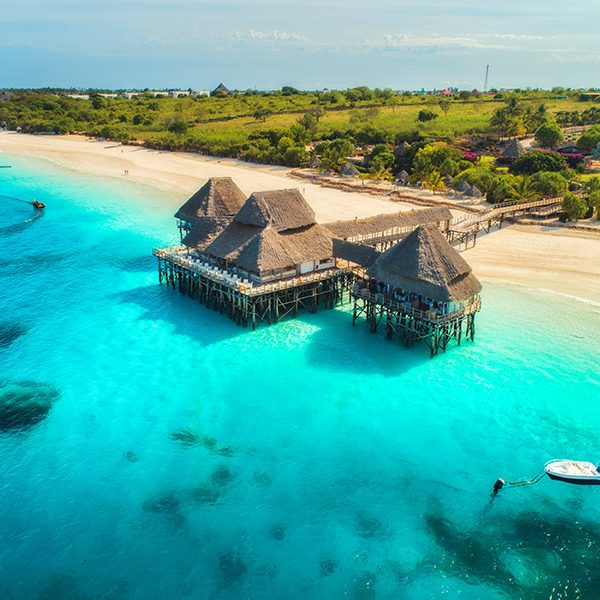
[534, 121, 565, 148]
[511, 151, 566, 175]
[418, 109, 438, 122]
[424, 170, 446, 194]
[588, 190, 600, 219]
[577, 125, 600, 153]
[512, 175, 540, 200]
[412, 143, 462, 179]
[528, 171, 568, 198]
[438, 100, 451, 115]
[317, 138, 354, 172]
[165, 116, 188, 135]
[561, 192, 587, 220]
[454, 166, 496, 193]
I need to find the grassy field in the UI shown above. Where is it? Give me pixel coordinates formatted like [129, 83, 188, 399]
[0, 89, 596, 165]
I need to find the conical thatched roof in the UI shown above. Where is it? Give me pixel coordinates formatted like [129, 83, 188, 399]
[235, 189, 315, 231]
[204, 188, 332, 274]
[340, 162, 360, 177]
[396, 169, 409, 183]
[455, 181, 472, 193]
[465, 185, 483, 198]
[181, 217, 230, 250]
[175, 177, 246, 222]
[211, 83, 230, 96]
[395, 142, 411, 157]
[235, 226, 296, 272]
[366, 224, 482, 302]
[502, 140, 526, 160]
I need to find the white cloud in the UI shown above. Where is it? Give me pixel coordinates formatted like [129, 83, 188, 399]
[364, 33, 545, 51]
[235, 29, 310, 43]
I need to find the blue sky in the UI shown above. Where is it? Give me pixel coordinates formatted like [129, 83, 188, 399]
[1, 0, 599, 90]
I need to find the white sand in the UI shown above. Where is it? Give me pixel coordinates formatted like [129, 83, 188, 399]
[0, 133, 415, 223]
[1, 133, 598, 304]
[464, 226, 600, 304]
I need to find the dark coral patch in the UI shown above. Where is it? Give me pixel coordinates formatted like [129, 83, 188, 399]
[0, 380, 59, 433]
[218, 552, 247, 587]
[212, 465, 233, 486]
[189, 484, 220, 505]
[0, 322, 28, 348]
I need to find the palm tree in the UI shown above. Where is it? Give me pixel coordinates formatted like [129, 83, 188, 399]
[513, 176, 540, 201]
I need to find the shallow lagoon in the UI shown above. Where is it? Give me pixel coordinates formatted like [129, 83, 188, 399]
[0, 155, 599, 599]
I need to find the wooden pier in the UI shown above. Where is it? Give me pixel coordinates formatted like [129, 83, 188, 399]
[448, 196, 563, 248]
[154, 248, 355, 329]
[351, 288, 480, 357]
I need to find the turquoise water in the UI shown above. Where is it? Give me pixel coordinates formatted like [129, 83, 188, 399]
[0, 154, 599, 600]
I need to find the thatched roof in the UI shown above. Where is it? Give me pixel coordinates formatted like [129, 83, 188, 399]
[175, 177, 246, 222]
[205, 222, 332, 274]
[235, 189, 316, 231]
[455, 181, 472, 193]
[366, 225, 482, 302]
[502, 140, 526, 160]
[332, 239, 381, 267]
[324, 207, 452, 241]
[211, 83, 230, 96]
[203, 188, 332, 274]
[395, 170, 409, 184]
[465, 185, 483, 198]
[181, 217, 231, 249]
[341, 162, 360, 177]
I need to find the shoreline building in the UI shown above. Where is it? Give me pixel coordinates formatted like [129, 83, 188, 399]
[174, 177, 246, 242]
[154, 178, 482, 355]
[351, 225, 482, 357]
[155, 186, 353, 329]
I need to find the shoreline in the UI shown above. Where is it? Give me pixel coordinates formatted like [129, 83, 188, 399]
[0, 132, 599, 304]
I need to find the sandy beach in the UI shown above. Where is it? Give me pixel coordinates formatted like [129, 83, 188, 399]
[0, 133, 414, 223]
[1, 132, 599, 304]
[464, 226, 600, 305]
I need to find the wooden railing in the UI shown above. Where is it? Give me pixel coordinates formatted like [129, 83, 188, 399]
[153, 247, 343, 297]
[353, 288, 481, 324]
[450, 197, 563, 231]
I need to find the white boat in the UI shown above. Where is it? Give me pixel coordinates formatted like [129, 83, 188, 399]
[544, 459, 600, 486]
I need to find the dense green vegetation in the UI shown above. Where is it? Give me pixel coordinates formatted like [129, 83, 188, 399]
[1, 87, 600, 221]
[0, 88, 596, 167]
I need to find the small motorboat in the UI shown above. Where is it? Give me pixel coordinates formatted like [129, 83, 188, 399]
[544, 459, 600, 486]
[491, 458, 600, 499]
[31, 200, 45, 210]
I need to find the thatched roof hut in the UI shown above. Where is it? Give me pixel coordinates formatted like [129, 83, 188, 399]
[175, 177, 246, 222]
[366, 224, 482, 302]
[455, 181, 472, 194]
[466, 185, 483, 198]
[396, 169, 409, 184]
[501, 140, 526, 161]
[203, 189, 333, 277]
[211, 83, 231, 96]
[310, 155, 321, 169]
[340, 162, 360, 178]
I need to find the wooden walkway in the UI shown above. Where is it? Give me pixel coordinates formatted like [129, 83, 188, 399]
[448, 197, 563, 247]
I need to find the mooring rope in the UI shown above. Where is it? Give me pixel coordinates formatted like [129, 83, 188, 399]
[506, 470, 547, 487]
